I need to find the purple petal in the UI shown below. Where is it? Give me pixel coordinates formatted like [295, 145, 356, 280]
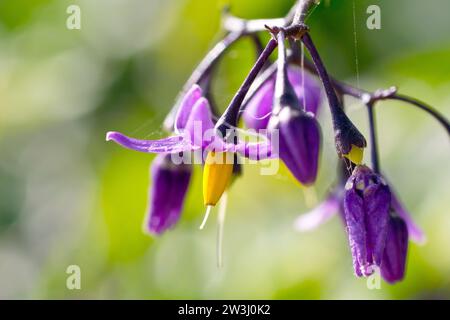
[381, 216, 408, 283]
[174, 85, 203, 131]
[183, 97, 214, 148]
[106, 131, 197, 153]
[235, 140, 275, 160]
[344, 187, 371, 277]
[294, 193, 340, 232]
[144, 154, 192, 235]
[391, 192, 426, 244]
[364, 183, 391, 266]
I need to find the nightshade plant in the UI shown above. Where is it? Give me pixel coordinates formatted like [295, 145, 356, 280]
[106, 0, 450, 282]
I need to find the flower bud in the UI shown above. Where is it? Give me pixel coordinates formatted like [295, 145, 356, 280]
[145, 154, 192, 235]
[268, 107, 321, 185]
[333, 108, 367, 163]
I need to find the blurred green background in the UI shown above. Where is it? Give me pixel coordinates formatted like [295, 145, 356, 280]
[0, 0, 449, 299]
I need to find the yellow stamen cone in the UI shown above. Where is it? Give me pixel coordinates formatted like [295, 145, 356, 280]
[203, 152, 234, 206]
[343, 145, 364, 164]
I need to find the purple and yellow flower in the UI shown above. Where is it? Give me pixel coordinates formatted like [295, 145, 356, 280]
[106, 85, 276, 234]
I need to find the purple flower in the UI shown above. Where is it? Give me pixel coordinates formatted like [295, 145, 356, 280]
[243, 67, 322, 130]
[268, 106, 321, 185]
[106, 85, 277, 235]
[381, 216, 408, 283]
[343, 165, 391, 276]
[145, 154, 192, 235]
[295, 165, 425, 283]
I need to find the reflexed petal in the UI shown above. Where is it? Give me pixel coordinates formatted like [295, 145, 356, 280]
[235, 140, 275, 160]
[144, 154, 192, 235]
[184, 97, 214, 148]
[174, 84, 203, 132]
[294, 193, 340, 232]
[381, 216, 408, 283]
[391, 192, 426, 244]
[106, 131, 197, 153]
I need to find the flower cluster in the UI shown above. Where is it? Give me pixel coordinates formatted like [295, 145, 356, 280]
[106, 1, 449, 283]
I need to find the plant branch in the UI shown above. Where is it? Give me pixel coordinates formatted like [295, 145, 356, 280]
[165, 2, 313, 131]
[292, 0, 318, 25]
[301, 33, 341, 113]
[222, 5, 298, 34]
[387, 94, 450, 136]
[302, 32, 367, 156]
[291, 50, 450, 137]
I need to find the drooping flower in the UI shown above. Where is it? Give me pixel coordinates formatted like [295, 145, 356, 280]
[295, 164, 425, 283]
[144, 154, 192, 235]
[107, 85, 276, 233]
[243, 67, 322, 130]
[343, 165, 391, 276]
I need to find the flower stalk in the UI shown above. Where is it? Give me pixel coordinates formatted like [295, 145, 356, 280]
[367, 102, 380, 173]
[301, 32, 367, 161]
[215, 38, 277, 137]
